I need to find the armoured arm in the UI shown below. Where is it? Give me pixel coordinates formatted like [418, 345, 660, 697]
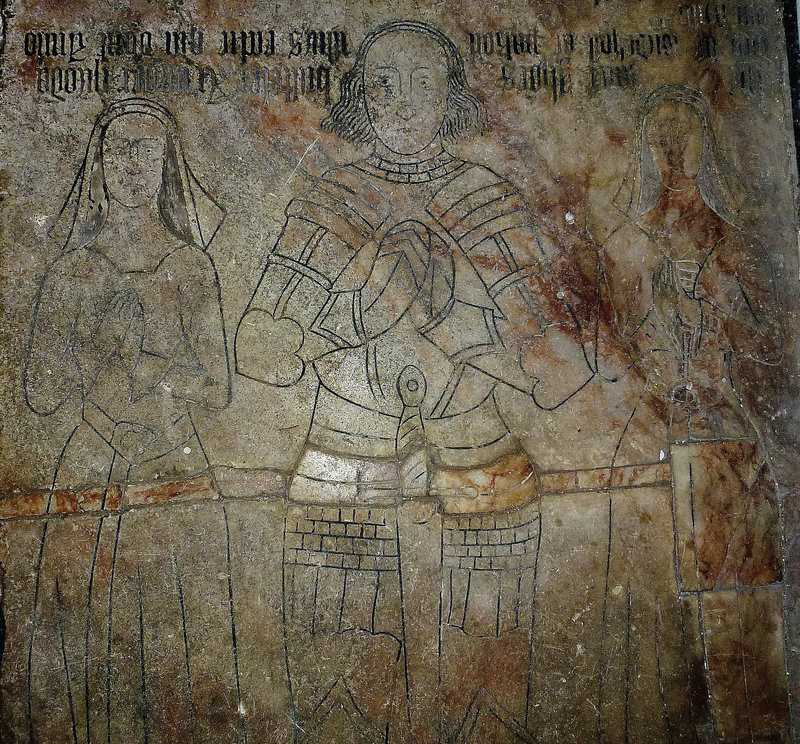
[484, 225, 594, 409]
[426, 165, 594, 409]
[235, 216, 357, 386]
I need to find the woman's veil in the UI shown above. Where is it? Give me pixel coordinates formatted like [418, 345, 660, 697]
[49, 98, 225, 251]
[613, 85, 743, 225]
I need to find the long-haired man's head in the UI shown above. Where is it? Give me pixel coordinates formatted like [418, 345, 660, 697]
[323, 21, 484, 155]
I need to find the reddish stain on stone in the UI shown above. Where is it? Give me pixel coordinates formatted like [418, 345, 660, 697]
[576, 467, 612, 490]
[0, 492, 46, 519]
[16, 55, 39, 87]
[610, 461, 670, 489]
[50, 483, 123, 513]
[53, 490, 82, 513]
[690, 441, 781, 589]
[540, 470, 578, 494]
[605, 128, 627, 147]
[104, 484, 123, 510]
[703, 588, 789, 737]
[123, 474, 217, 507]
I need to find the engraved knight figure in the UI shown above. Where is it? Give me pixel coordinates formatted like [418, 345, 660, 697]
[236, 21, 593, 744]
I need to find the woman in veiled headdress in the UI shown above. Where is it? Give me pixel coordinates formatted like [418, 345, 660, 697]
[603, 84, 783, 460]
[600, 86, 788, 740]
[21, 99, 239, 744]
[24, 98, 231, 490]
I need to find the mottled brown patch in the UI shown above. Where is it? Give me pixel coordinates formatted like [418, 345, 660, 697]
[605, 128, 627, 147]
[539, 469, 578, 494]
[576, 467, 612, 490]
[123, 474, 217, 507]
[0, 492, 46, 519]
[696, 442, 781, 588]
[435, 452, 537, 513]
[703, 588, 789, 738]
[610, 461, 670, 489]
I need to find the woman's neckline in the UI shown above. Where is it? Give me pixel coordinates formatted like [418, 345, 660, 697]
[91, 202, 186, 272]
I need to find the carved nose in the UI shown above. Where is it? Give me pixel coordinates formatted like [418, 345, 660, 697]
[398, 106, 416, 121]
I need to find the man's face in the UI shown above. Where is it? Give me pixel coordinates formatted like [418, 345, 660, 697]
[363, 31, 449, 155]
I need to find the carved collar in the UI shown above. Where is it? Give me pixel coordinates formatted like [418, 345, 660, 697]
[358, 149, 465, 183]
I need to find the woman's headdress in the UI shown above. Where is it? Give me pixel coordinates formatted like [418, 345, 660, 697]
[613, 85, 742, 224]
[50, 98, 225, 251]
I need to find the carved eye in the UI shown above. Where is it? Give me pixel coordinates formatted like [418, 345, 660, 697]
[105, 142, 128, 158]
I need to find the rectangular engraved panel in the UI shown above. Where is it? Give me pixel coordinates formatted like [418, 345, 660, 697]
[1, 1, 799, 742]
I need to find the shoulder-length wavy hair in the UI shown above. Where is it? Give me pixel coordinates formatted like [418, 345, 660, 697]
[613, 85, 742, 224]
[323, 20, 485, 144]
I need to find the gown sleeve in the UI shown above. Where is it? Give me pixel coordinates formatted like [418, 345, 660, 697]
[161, 246, 232, 409]
[23, 258, 84, 415]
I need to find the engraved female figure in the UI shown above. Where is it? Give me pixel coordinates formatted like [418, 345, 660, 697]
[21, 100, 233, 744]
[604, 85, 782, 456]
[602, 86, 787, 739]
[24, 98, 231, 489]
[236, 21, 592, 743]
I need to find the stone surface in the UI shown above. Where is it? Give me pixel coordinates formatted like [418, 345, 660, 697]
[1, 1, 799, 742]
